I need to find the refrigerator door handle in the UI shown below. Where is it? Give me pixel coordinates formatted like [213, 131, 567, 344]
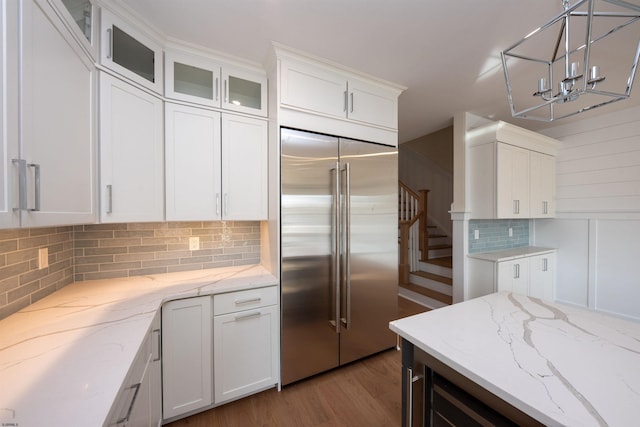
[341, 162, 351, 329]
[331, 161, 341, 333]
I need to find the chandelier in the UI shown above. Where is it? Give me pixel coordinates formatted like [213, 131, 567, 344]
[501, 0, 640, 121]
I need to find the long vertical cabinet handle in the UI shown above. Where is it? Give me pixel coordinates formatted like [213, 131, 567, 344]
[215, 77, 219, 101]
[406, 366, 414, 427]
[216, 193, 221, 217]
[106, 185, 113, 214]
[152, 328, 161, 362]
[224, 79, 228, 103]
[106, 28, 113, 59]
[27, 163, 40, 211]
[350, 93, 354, 113]
[332, 162, 341, 333]
[342, 162, 351, 329]
[343, 91, 348, 112]
[12, 159, 27, 211]
[513, 263, 520, 279]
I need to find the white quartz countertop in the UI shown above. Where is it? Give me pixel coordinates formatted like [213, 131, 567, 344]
[467, 246, 556, 262]
[0, 264, 277, 427]
[389, 292, 640, 427]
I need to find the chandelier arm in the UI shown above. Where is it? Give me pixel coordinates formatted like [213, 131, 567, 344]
[625, 39, 640, 96]
[552, 18, 566, 62]
[601, 0, 640, 14]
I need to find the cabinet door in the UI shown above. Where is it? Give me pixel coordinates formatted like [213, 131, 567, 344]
[165, 103, 221, 221]
[222, 65, 267, 117]
[99, 72, 164, 223]
[529, 253, 555, 301]
[280, 58, 347, 119]
[213, 304, 278, 404]
[0, 0, 19, 228]
[496, 144, 530, 218]
[530, 151, 555, 218]
[149, 312, 162, 427]
[347, 78, 398, 129]
[221, 114, 268, 220]
[497, 259, 529, 295]
[162, 296, 213, 420]
[20, 0, 96, 227]
[165, 51, 221, 107]
[53, 0, 96, 58]
[100, 9, 162, 94]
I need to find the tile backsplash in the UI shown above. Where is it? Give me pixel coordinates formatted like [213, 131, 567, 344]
[0, 221, 260, 320]
[468, 219, 530, 253]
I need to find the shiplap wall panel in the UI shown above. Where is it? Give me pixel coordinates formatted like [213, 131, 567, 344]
[544, 105, 640, 214]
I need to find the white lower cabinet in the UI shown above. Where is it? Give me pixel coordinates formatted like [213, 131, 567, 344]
[107, 313, 160, 427]
[161, 286, 279, 421]
[468, 249, 556, 300]
[213, 286, 279, 404]
[161, 296, 213, 420]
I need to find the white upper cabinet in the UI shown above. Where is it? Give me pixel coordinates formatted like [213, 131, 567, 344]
[279, 55, 400, 129]
[165, 103, 221, 221]
[530, 151, 556, 218]
[99, 72, 164, 223]
[54, 0, 97, 58]
[6, 0, 96, 228]
[165, 49, 267, 116]
[100, 9, 163, 94]
[221, 113, 268, 220]
[165, 50, 221, 107]
[467, 121, 558, 219]
[222, 65, 267, 117]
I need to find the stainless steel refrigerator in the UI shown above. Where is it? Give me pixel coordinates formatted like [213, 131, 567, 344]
[280, 127, 398, 385]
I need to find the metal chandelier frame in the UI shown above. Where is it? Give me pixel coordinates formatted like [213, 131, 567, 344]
[501, 0, 640, 121]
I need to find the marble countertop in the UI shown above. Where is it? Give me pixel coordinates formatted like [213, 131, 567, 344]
[390, 292, 640, 427]
[0, 264, 277, 427]
[467, 246, 556, 262]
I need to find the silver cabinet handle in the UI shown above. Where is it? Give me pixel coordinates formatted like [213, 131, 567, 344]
[224, 79, 228, 103]
[343, 91, 347, 112]
[542, 258, 548, 272]
[342, 162, 351, 329]
[106, 28, 113, 59]
[513, 199, 521, 214]
[152, 328, 161, 362]
[12, 159, 26, 211]
[215, 77, 219, 101]
[235, 311, 261, 321]
[543, 201, 549, 215]
[514, 263, 520, 279]
[350, 92, 354, 113]
[27, 163, 40, 212]
[106, 185, 113, 214]
[331, 161, 341, 333]
[215, 193, 220, 217]
[116, 382, 141, 424]
[234, 297, 261, 305]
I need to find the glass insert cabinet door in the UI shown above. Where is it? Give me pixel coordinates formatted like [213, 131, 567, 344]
[61, 0, 92, 42]
[165, 51, 222, 108]
[100, 9, 163, 94]
[222, 66, 267, 117]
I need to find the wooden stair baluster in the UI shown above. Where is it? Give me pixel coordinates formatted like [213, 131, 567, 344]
[419, 189, 429, 261]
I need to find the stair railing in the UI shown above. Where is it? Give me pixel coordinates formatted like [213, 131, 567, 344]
[399, 182, 429, 283]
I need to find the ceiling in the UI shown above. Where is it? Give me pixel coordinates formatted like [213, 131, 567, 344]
[117, 0, 640, 143]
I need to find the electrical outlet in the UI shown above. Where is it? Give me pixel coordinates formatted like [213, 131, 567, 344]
[189, 237, 199, 251]
[509, 227, 513, 237]
[38, 247, 49, 269]
[474, 229, 479, 240]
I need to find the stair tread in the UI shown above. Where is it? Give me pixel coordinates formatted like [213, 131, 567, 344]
[428, 244, 452, 250]
[411, 271, 452, 286]
[424, 256, 453, 268]
[428, 234, 447, 238]
[400, 282, 452, 305]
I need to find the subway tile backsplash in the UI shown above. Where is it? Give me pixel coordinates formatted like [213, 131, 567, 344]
[0, 221, 261, 320]
[468, 219, 530, 253]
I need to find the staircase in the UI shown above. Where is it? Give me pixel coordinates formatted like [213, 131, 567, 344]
[398, 182, 453, 309]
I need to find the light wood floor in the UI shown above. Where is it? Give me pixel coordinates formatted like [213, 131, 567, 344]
[166, 296, 427, 427]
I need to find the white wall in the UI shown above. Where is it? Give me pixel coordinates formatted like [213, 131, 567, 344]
[535, 105, 640, 320]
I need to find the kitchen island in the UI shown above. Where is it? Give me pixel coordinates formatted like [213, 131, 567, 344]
[0, 264, 277, 427]
[389, 292, 640, 426]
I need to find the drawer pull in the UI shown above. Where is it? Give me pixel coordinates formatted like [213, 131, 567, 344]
[235, 297, 261, 305]
[235, 311, 261, 321]
[116, 382, 141, 424]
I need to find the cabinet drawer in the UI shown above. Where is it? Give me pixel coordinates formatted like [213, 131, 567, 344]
[214, 286, 278, 315]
